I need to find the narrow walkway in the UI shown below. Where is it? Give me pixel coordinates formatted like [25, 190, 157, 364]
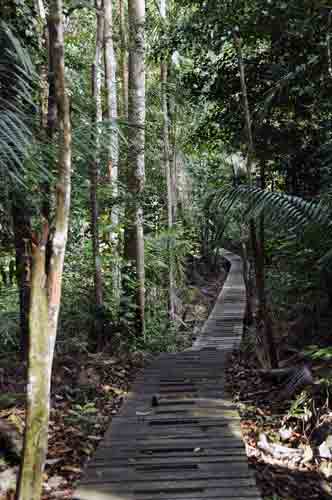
[74, 251, 261, 500]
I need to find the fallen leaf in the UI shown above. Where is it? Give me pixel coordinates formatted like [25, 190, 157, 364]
[319, 440, 332, 459]
[102, 385, 126, 396]
[320, 461, 332, 478]
[303, 445, 313, 463]
[48, 475, 64, 489]
[279, 427, 293, 441]
[87, 435, 102, 441]
[46, 458, 62, 466]
[61, 466, 81, 473]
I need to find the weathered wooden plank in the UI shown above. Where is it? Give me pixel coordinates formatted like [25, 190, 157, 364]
[78, 477, 257, 488]
[81, 465, 252, 483]
[91, 455, 249, 466]
[74, 489, 261, 500]
[93, 446, 247, 460]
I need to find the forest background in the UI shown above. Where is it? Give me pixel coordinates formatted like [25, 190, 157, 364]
[2, 1, 332, 499]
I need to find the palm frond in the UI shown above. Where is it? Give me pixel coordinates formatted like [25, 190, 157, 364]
[214, 185, 332, 235]
[0, 23, 35, 183]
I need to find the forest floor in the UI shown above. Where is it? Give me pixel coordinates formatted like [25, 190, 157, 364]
[0, 257, 227, 500]
[226, 341, 332, 500]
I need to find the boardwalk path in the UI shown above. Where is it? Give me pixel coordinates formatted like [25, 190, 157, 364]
[74, 251, 261, 500]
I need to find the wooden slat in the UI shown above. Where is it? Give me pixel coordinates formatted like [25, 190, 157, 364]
[74, 250, 262, 500]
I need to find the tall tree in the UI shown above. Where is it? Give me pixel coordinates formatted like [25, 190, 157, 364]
[125, 0, 145, 334]
[16, 0, 72, 497]
[119, 0, 129, 118]
[160, 0, 175, 321]
[104, 0, 119, 220]
[233, 29, 277, 369]
[104, 0, 121, 309]
[89, 0, 104, 348]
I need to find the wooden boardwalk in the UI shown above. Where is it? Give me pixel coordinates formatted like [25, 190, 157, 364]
[74, 251, 261, 500]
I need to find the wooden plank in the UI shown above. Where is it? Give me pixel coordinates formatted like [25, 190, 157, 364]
[78, 478, 257, 488]
[91, 455, 249, 466]
[74, 489, 261, 500]
[93, 447, 247, 460]
[81, 464, 252, 482]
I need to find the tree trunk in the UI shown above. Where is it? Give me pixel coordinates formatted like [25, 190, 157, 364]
[34, 0, 48, 130]
[160, 0, 175, 322]
[240, 229, 254, 325]
[171, 103, 178, 222]
[89, 0, 104, 350]
[125, 0, 145, 335]
[16, 0, 72, 497]
[104, 0, 119, 216]
[233, 29, 277, 368]
[119, 0, 129, 118]
[104, 0, 121, 309]
[11, 201, 31, 360]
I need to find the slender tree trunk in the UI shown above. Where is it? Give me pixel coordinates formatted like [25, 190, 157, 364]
[104, 0, 121, 308]
[34, 0, 46, 19]
[126, 0, 145, 335]
[171, 103, 178, 221]
[47, 16, 57, 141]
[12, 202, 31, 360]
[327, 9, 332, 78]
[16, 1, 72, 497]
[240, 227, 253, 325]
[160, 0, 175, 321]
[34, 0, 48, 130]
[119, 0, 129, 118]
[233, 29, 277, 368]
[43, 6, 57, 271]
[104, 0, 119, 218]
[90, 0, 104, 349]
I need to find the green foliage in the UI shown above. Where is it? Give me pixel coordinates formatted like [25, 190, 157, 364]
[128, 315, 191, 354]
[0, 311, 20, 352]
[215, 186, 332, 232]
[305, 345, 332, 361]
[65, 402, 98, 432]
[0, 23, 35, 185]
[145, 226, 192, 284]
[172, 0, 332, 196]
[286, 390, 314, 423]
